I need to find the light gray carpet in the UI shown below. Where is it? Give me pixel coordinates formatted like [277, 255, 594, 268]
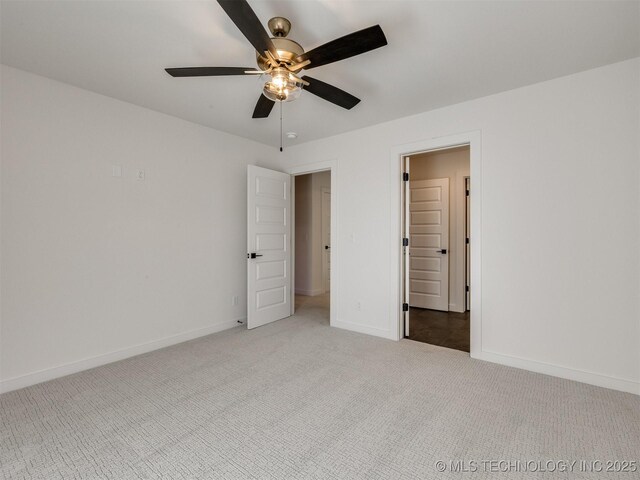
[1, 294, 639, 479]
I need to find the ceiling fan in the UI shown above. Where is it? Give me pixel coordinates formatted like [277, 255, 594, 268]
[165, 0, 388, 119]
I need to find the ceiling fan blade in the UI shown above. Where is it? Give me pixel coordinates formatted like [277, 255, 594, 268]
[165, 67, 260, 77]
[252, 94, 275, 118]
[295, 25, 387, 69]
[302, 76, 360, 110]
[217, 0, 278, 58]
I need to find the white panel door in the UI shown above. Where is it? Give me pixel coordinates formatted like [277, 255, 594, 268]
[321, 189, 331, 293]
[247, 165, 291, 329]
[409, 178, 449, 311]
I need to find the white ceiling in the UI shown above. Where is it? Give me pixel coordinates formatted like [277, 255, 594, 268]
[2, 1, 639, 147]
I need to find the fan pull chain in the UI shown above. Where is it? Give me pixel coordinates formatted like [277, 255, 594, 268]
[279, 100, 283, 152]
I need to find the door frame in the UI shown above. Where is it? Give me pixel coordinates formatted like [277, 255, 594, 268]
[321, 187, 331, 294]
[464, 176, 471, 311]
[286, 160, 337, 327]
[390, 131, 482, 358]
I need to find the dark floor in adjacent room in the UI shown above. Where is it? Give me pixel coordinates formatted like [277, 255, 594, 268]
[408, 308, 470, 352]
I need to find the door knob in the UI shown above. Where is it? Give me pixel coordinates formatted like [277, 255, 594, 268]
[436, 249, 447, 254]
[247, 253, 263, 259]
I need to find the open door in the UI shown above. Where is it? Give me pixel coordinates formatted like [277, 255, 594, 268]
[247, 165, 292, 329]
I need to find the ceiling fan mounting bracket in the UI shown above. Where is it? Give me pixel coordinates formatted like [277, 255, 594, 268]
[268, 17, 291, 37]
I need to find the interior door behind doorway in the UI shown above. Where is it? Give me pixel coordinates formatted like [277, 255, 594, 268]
[409, 178, 449, 311]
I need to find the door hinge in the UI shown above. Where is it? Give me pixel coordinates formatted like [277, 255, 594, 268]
[466, 189, 470, 196]
[466, 237, 469, 244]
[402, 237, 409, 247]
[403, 172, 409, 182]
[466, 285, 469, 292]
[402, 303, 409, 312]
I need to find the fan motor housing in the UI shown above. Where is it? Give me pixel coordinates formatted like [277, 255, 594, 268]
[256, 18, 304, 71]
[256, 37, 304, 70]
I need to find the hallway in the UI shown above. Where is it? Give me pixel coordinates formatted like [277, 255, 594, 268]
[295, 294, 330, 324]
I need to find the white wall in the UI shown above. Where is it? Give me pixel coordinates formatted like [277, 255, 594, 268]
[411, 147, 470, 313]
[277, 58, 640, 394]
[0, 65, 277, 392]
[294, 171, 331, 296]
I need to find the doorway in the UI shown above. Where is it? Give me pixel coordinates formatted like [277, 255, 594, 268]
[293, 171, 331, 321]
[403, 146, 471, 352]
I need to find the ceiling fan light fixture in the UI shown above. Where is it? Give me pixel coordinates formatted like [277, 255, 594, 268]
[262, 83, 302, 102]
[262, 68, 303, 102]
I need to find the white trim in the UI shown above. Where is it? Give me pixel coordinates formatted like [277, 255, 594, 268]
[475, 351, 640, 395]
[286, 159, 337, 329]
[295, 288, 325, 297]
[448, 303, 465, 313]
[333, 319, 396, 340]
[389, 131, 482, 356]
[464, 176, 471, 311]
[288, 159, 336, 176]
[0, 318, 241, 394]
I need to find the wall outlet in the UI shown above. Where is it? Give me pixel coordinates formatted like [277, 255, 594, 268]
[357, 301, 362, 311]
[112, 165, 122, 178]
[232, 295, 239, 306]
[136, 169, 145, 181]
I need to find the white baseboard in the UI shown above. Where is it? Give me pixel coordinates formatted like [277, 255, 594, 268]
[332, 319, 396, 341]
[0, 318, 243, 394]
[448, 303, 465, 313]
[295, 288, 325, 297]
[473, 350, 640, 395]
